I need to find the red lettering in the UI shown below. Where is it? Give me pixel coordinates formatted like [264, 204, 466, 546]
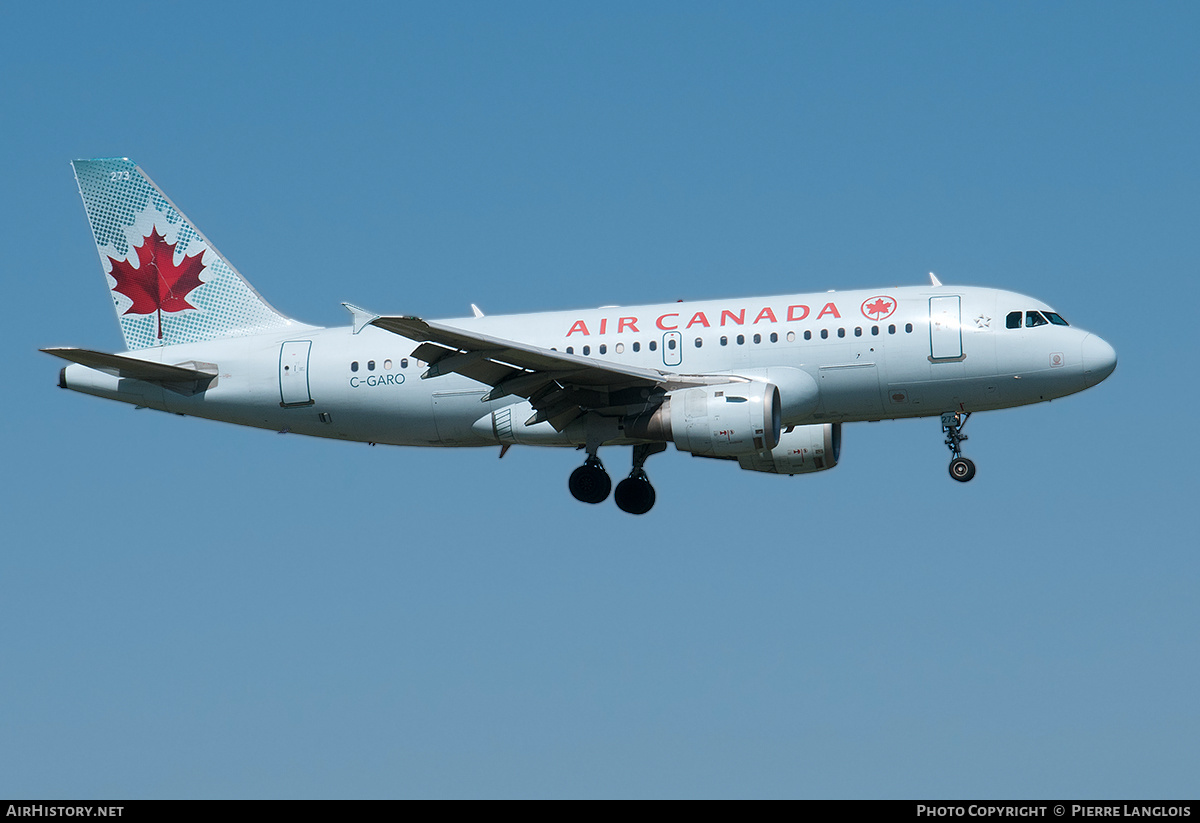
[753, 307, 778, 324]
[619, 316, 639, 333]
[720, 309, 745, 326]
[656, 313, 679, 330]
[599, 318, 607, 335]
[686, 312, 711, 329]
[817, 302, 841, 319]
[787, 305, 810, 321]
[567, 320, 590, 336]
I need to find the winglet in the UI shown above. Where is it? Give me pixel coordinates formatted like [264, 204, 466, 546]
[929, 272, 943, 287]
[471, 304, 485, 318]
[343, 302, 381, 334]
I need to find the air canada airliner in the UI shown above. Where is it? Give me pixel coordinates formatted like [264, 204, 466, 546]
[44, 158, 1117, 514]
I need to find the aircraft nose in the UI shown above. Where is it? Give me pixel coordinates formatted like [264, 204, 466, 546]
[1081, 334, 1117, 387]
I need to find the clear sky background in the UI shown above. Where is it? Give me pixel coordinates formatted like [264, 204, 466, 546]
[2, 1, 1197, 799]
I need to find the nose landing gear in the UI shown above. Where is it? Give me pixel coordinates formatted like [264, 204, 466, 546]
[942, 411, 976, 482]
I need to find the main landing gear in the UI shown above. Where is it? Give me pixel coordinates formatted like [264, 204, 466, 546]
[941, 411, 977, 482]
[569, 443, 666, 514]
[568, 455, 611, 504]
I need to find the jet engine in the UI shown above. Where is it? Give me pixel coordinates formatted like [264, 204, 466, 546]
[735, 423, 841, 474]
[624, 382, 782, 457]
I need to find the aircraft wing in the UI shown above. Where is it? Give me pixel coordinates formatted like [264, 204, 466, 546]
[369, 315, 734, 429]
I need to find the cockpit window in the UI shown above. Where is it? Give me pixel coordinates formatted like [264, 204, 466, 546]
[1044, 312, 1069, 326]
[1006, 311, 1022, 329]
[1026, 311, 1048, 328]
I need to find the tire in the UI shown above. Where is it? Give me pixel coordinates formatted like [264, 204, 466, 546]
[569, 464, 611, 503]
[614, 475, 656, 515]
[949, 457, 976, 482]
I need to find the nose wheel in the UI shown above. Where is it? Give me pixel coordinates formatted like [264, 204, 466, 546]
[949, 456, 976, 482]
[942, 412, 976, 483]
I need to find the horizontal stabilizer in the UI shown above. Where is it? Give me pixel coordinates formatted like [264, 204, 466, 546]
[42, 347, 217, 395]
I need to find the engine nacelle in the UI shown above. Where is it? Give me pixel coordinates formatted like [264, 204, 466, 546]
[626, 382, 782, 457]
[736, 423, 841, 474]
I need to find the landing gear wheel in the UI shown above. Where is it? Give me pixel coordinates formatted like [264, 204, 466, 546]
[569, 458, 611, 504]
[614, 471, 656, 515]
[949, 456, 976, 482]
[941, 412, 976, 483]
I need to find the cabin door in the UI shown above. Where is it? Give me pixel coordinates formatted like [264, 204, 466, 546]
[929, 296, 963, 361]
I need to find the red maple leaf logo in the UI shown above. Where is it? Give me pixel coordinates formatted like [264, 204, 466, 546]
[107, 227, 206, 339]
[861, 295, 897, 321]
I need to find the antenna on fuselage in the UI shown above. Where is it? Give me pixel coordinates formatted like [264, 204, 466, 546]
[929, 272, 943, 287]
[471, 304, 485, 318]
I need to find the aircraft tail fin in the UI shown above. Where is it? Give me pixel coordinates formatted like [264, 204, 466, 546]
[72, 158, 307, 350]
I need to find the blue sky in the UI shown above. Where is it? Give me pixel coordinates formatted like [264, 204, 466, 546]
[3, 1, 1197, 798]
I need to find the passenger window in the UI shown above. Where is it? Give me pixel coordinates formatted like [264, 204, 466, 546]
[871, 325, 879, 336]
[837, 328, 845, 338]
[753, 333, 761, 344]
[888, 324, 896, 334]
[649, 340, 657, 351]
[720, 336, 728, 346]
[736, 334, 745, 345]
[615, 343, 624, 353]
[351, 361, 359, 372]
[367, 360, 375, 371]
[804, 330, 811, 340]
[632, 342, 640, 352]
[566, 347, 574, 354]
[786, 331, 796, 342]
[854, 327, 862, 337]
[770, 332, 778, 343]
[820, 329, 829, 339]
[583, 345, 590, 355]
[667, 339, 676, 350]
[1006, 311, 1022, 329]
[1044, 312, 1069, 326]
[401, 358, 408, 368]
[1026, 311, 1048, 328]
[599, 344, 607, 354]
[694, 338, 703, 348]
[384, 359, 393, 370]
[905, 323, 913, 333]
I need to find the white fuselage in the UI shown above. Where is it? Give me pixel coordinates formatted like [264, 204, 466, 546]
[60, 285, 1114, 449]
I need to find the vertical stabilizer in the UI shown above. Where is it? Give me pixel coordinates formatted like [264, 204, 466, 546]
[72, 158, 308, 350]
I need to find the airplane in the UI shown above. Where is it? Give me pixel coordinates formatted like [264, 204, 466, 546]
[44, 158, 1117, 514]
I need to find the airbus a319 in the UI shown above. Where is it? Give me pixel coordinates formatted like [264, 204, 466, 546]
[44, 159, 1117, 514]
